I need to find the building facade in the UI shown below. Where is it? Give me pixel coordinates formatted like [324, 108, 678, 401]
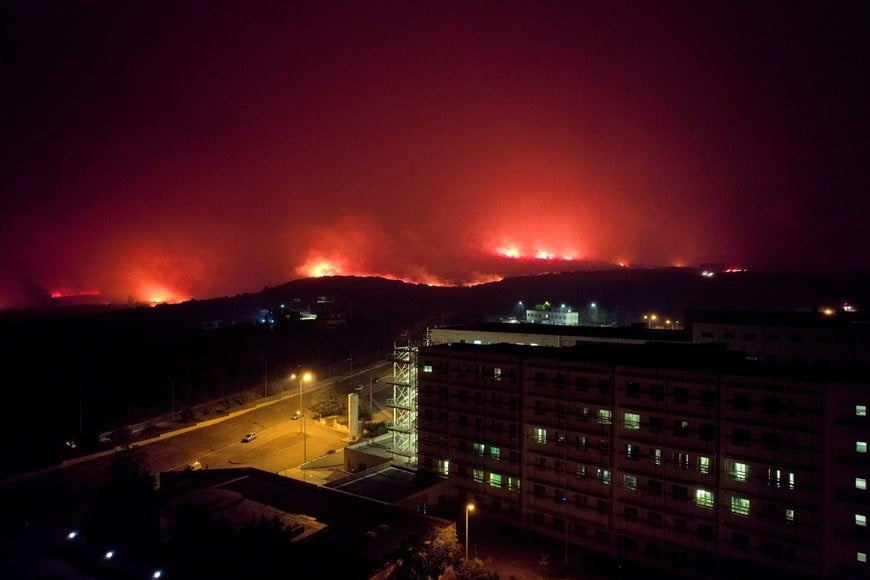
[416, 340, 870, 578]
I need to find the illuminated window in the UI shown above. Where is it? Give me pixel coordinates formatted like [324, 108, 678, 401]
[473, 468, 484, 483]
[423, 364, 433, 373]
[597, 469, 611, 485]
[788, 471, 795, 490]
[625, 443, 638, 460]
[696, 489, 714, 508]
[597, 409, 612, 425]
[768, 468, 781, 487]
[856, 514, 867, 527]
[785, 508, 795, 523]
[858, 405, 867, 416]
[698, 456, 711, 474]
[508, 477, 521, 492]
[624, 474, 638, 490]
[731, 496, 750, 516]
[532, 427, 547, 444]
[489, 473, 503, 488]
[437, 459, 449, 476]
[624, 412, 640, 430]
[493, 367, 501, 381]
[651, 448, 662, 465]
[674, 452, 689, 469]
[473, 442, 485, 456]
[858, 552, 868, 563]
[732, 462, 749, 482]
[858, 441, 868, 453]
[857, 477, 867, 490]
[490, 446, 501, 460]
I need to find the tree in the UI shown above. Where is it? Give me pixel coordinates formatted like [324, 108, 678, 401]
[91, 446, 160, 558]
[393, 526, 462, 580]
[452, 557, 500, 580]
[308, 384, 347, 417]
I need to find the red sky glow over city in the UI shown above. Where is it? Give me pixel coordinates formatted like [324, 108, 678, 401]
[1, 1, 867, 309]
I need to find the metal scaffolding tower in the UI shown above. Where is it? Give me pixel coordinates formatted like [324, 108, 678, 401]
[386, 342, 418, 464]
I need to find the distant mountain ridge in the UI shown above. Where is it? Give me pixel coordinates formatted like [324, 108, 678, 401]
[3, 267, 870, 329]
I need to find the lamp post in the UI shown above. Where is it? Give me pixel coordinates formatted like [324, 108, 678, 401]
[292, 372, 313, 463]
[263, 358, 268, 398]
[465, 502, 475, 560]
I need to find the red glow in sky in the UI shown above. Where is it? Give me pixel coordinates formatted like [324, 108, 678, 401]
[0, 2, 867, 309]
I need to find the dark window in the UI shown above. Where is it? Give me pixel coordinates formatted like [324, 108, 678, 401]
[699, 390, 715, 407]
[458, 389, 468, 403]
[732, 428, 750, 446]
[699, 424, 715, 441]
[555, 374, 566, 389]
[731, 532, 749, 550]
[648, 479, 663, 495]
[626, 381, 641, 397]
[649, 416, 664, 433]
[649, 384, 664, 401]
[458, 415, 468, 427]
[597, 499, 609, 513]
[534, 372, 545, 385]
[624, 506, 638, 521]
[767, 334, 780, 341]
[762, 397, 782, 415]
[535, 400, 546, 415]
[598, 379, 611, 395]
[733, 393, 751, 411]
[534, 484, 545, 498]
[698, 524, 714, 541]
[672, 485, 688, 502]
[555, 403, 566, 419]
[509, 397, 519, 411]
[620, 536, 638, 551]
[744, 333, 757, 340]
[673, 387, 689, 403]
[701, 331, 713, 338]
[647, 512, 662, 526]
[761, 432, 781, 450]
[575, 377, 589, 392]
[723, 332, 735, 339]
[673, 420, 689, 437]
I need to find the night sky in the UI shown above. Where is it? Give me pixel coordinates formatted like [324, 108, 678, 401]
[2, 1, 868, 308]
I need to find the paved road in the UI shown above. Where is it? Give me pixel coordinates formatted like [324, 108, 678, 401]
[0, 363, 394, 568]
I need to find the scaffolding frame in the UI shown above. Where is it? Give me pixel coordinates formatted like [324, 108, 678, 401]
[386, 342, 418, 464]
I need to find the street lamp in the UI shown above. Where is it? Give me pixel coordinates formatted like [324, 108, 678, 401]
[291, 372, 313, 462]
[465, 502, 475, 560]
[263, 358, 268, 398]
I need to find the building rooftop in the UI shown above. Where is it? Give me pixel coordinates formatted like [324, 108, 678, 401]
[160, 468, 450, 577]
[431, 321, 690, 342]
[328, 464, 445, 504]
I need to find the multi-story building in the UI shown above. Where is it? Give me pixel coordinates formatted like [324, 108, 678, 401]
[416, 335, 870, 578]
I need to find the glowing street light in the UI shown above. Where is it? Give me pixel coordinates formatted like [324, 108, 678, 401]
[291, 372, 313, 462]
[465, 502, 475, 560]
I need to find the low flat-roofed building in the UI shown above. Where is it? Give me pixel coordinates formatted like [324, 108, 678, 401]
[160, 467, 452, 579]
